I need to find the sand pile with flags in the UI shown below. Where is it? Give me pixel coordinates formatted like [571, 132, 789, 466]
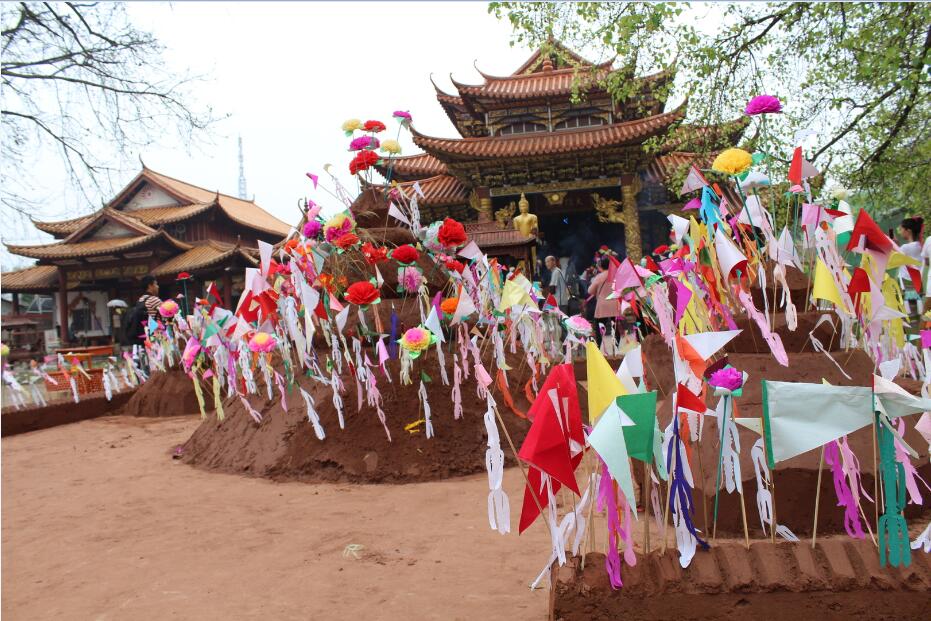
[118, 367, 204, 418]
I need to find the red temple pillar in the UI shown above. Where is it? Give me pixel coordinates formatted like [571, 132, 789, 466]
[222, 271, 232, 308]
[11, 293, 19, 315]
[58, 271, 68, 344]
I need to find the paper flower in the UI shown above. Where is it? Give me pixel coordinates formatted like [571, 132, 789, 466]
[158, 300, 180, 318]
[437, 217, 467, 248]
[342, 118, 362, 134]
[440, 297, 459, 316]
[349, 150, 379, 174]
[334, 232, 360, 250]
[830, 187, 850, 200]
[708, 366, 743, 392]
[363, 120, 386, 133]
[380, 139, 401, 155]
[0, 343, 9, 357]
[565, 315, 592, 337]
[744, 95, 782, 116]
[361, 241, 388, 264]
[176, 272, 192, 280]
[393, 110, 412, 126]
[711, 148, 753, 175]
[303, 219, 322, 239]
[323, 213, 355, 243]
[181, 337, 201, 373]
[398, 265, 423, 294]
[399, 326, 435, 358]
[248, 332, 277, 353]
[445, 259, 465, 274]
[391, 244, 419, 264]
[349, 135, 379, 151]
[345, 281, 381, 306]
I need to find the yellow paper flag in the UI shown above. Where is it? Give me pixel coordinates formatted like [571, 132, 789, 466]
[585, 341, 627, 423]
[496, 278, 535, 312]
[812, 258, 849, 313]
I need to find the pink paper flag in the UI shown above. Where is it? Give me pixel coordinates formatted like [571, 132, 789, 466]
[921, 330, 931, 349]
[305, 172, 319, 189]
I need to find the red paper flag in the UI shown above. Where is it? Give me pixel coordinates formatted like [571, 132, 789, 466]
[519, 466, 562, 533]
[847, 267, 871, 314]
[907, 265, 923, 295]
[676, 383, 707, 415]
[846, 209, 893, 254]
[788, 147, 803, 186]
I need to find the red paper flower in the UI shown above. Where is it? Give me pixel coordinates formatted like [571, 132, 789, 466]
[363, 120, 386, 133]
[334, 232, 360, 250]
[437, 217, 467, 248]
[653, 244, 670, 255]
[176, 272, 192, 280]
[349, 150, 379, 175]
[440, 297, 459, 316]
[391, 244, 419, 264]
[361, 242, 388, 264]
[345, 281, 380, 306]
[445, 259, 465, 274]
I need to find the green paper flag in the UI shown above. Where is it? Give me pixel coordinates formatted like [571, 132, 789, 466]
[617, 391, 657, 463]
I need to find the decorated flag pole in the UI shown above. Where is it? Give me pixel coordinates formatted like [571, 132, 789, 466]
[811, 444, 825, 548]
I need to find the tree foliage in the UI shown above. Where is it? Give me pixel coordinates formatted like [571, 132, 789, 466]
[489, 2, 930, 217]
[1, 2, 219, 222]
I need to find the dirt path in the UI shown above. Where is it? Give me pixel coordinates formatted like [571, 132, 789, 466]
[2, 416, 550, 620]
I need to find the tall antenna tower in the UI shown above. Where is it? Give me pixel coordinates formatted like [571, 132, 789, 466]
[237, 135, 248, 199]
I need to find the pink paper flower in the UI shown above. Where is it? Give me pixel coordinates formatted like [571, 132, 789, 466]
[744, 95, 782, 116]
[399, 265, 423, 293]
[303, 220, 322, 238]
[158, 300, 179, 318]
[708, 367, 743, 391]
[393, 110, 412, 126]
[349, 135, 379, 151]
[248, 332, 277, 353]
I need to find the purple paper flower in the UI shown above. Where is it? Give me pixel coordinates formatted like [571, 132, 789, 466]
[303, 219, 322, 238]
[708, 367, 743, 392]
[744, 95, 782, 116]
[393, 110, 412, 125]
[349, 135, 379, 151]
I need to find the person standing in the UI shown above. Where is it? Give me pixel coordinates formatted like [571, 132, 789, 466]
[898, 217, 923, 315]
[545, 255, 569, 314]
[588, 256, 620, 346]
[123, 276, 162, 347]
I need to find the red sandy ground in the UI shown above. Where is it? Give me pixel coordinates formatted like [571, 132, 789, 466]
[2, 415, 550, 620]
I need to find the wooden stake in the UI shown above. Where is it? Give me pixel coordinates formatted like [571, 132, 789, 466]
[770, 470, 778, 544]
[872, 415, 882, 534]
[811, 445, 825, 548]
[642, 464, 652, 553]
[491, 404, 551, 533]
[739, 488, 750, 550]
[661, 437, 677, 553]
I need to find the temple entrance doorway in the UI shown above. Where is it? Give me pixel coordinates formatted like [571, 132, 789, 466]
[537, 209, 626, 274]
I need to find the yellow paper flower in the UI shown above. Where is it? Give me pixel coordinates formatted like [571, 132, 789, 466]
[341, 118, 362, 133]
[380, 139, 401, 155]
[711, 148, 753, 175]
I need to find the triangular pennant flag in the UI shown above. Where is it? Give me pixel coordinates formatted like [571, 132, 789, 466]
[497, 278, 535, 312]
[676, 383, 707, 414]
[846, 209, 893, 254]
[714, 231, 747, 278]
[306, 172, 319, 188]
[585, 342, 627, 423]
[679, 164, 708, 195]
[518, 387, 580, 495]
[424, 306, 444, 343]
[681, 329, 741, 360]
[734, 417, 763, 436]
[387, 202, 410, 226]
[788, 146, 803, 186]
[812, 258, 849, 312]
[761, 380, 874, 469]
[617, 391, 657, 463]
[519, 466, 561, 534]
[588, 400, 637, 511]
[412, 180, 425, 198]
[529, 364, 584, 450]
[873, 375, 931, 419]
[668, 214, 690, 245]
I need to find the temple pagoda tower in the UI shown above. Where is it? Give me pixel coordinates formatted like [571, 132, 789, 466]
[371, 42, 747, 267]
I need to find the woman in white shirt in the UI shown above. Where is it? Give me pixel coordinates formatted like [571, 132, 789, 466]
[898, 217, 923, 314]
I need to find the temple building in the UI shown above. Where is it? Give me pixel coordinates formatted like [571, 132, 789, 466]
[2, 167, 289, 345]
[369, 42, 746, 270]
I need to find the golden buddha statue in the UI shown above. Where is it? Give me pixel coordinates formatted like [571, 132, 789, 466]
[512, 193, 538, 238]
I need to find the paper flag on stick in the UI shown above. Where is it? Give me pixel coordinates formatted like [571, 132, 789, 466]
[528, 364, 583, 451]
[680, 165, 708, 195]
[497, 278, 535, 312]
[873, 375, 931, 420]
[761, 380, 873, 469]
[305, 172, 319, 188]
[585, 342, 627, 423]
[617, 391, 657, 463]
[681, 330, 741, 360]
[588, 400, 637, 512]
[412, 181, 425, 198]
[734, 418, 763, 436]
[258, 240, 273, 278]
[668, 214, 690, 245]
[518, 387, 580, 495]
[519, 467, 560, 534]
[714, 231, 747, 279]
[812, 259, 849, 313]
[788, 146, 803, 186]
[387, 202, 410, 226]
[846, 209, 893, 254]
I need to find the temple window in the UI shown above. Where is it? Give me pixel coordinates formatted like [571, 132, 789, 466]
[555, 114, 606, 130]
[499, 121, 547, 136]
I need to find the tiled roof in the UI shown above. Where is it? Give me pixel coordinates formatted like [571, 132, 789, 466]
[465, 221, 535, 249]
[374, 152, 448, 182]
[33, 214, 97, 236]
[510, 42, 608, 75]
[363, 174, 468, 208]
[151, 242, 257, 277]
[6, 230, 191, 260]
[124, 202, 216, 225]
[411, 103, 686, 160]
[1, 265, 59, 292]
[451, 65, 671, 102]
[139, 168, 290, 237]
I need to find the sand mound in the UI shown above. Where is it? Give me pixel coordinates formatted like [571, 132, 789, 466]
[118, 367, 203, 417]
[551, 542, 931, 620]
[180, 352, 537, 483]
